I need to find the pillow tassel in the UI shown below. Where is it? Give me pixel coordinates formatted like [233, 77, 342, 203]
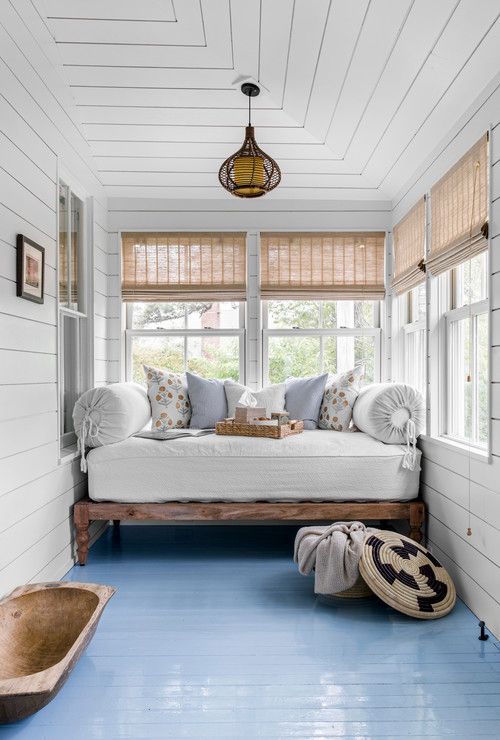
[402, 418, 418, 471]
[77, 412, 100, 473]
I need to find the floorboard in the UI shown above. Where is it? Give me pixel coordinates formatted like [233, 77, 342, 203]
[1, 525, 500, 739]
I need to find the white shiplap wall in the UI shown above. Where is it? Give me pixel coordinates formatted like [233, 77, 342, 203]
[0, 6, 114, 594]
[391, 72, 500, 638]
[107, 198, 392, 386]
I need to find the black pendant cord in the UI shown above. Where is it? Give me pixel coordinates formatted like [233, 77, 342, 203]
[248, 93, 251, 126]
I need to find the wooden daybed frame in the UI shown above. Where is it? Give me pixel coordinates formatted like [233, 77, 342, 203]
[73, 498, 425, 565]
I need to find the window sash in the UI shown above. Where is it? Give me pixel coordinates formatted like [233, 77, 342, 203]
[444, 299, 488, 449]
[262, 300, 381, 386]
[125, 302, 246, 383]
[403, 320, 426, 399]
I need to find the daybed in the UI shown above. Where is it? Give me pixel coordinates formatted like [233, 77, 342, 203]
[74, 429, 424, 565]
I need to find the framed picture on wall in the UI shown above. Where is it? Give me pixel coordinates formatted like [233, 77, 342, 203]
[17, 234, 45, 304]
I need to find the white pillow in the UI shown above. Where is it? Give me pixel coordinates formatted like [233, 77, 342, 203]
[352, 382, 425, 444]
[319, 366, 364, 431]
[224, 380, 286, 418]
[73, 383, 151, 449]
[73, 383, 151, 471]
[144, 365, 191, 431]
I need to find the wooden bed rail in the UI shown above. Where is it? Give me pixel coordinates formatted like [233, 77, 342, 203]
[74, 498, 425, 565]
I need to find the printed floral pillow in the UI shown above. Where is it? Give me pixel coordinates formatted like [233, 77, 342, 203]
[318, 365, 365, 432]
[143, 365, 191, 431]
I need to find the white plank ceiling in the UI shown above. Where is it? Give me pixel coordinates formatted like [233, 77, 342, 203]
[32, 0, 500, 200]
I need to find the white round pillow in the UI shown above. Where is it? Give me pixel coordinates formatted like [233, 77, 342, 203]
[352, 382, 425, 444]
[73, 382, 151, 450]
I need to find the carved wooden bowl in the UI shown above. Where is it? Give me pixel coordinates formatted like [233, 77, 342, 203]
[0, 582, 115, 723]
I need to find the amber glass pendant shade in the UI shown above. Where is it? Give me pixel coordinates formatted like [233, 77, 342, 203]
[233, 152, 265, 197]
[219, 84, 281, 198]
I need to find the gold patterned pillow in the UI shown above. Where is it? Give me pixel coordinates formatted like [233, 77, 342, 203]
[144, 365, 191, 431]
[318, 366, 365, 431]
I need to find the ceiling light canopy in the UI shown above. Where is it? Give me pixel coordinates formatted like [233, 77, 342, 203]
[218, 83, 281, 198]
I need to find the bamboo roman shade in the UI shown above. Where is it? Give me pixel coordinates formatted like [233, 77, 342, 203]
[121, 232, 247, 301]
[428, 134, 489, 276]
[260, 232, 386, 300]
[392, 198, 426, 295]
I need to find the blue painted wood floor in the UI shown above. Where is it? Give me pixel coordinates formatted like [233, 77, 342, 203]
[2, 525, 500, 739]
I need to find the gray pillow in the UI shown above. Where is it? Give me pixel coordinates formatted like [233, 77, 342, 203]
[285, 374, 329, 430]
[186, 372, 227, 429]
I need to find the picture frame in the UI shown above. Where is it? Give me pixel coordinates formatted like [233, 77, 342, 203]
[17, 234, 45, 304]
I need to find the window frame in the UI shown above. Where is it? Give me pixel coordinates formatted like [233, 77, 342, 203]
[57, 169, 92, 455]
[431, 250, 490, 453]
[443, 292, 488, 450]
[401, 285, 427, 401]
[124, 302, 246, 383]
[261, 300, 381, 386]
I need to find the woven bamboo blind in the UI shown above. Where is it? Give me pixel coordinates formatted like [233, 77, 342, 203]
[392, 198, 426, 295]
[121, 232, 247, 301]
[260, 232, 386, 300]
[429, 134, 489, 276]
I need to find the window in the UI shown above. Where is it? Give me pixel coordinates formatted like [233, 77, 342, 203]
[58, 180, 89, 449]
[402, 283, 427, 399]
[444, 253, 488, 448]
[263, 300, 380, 384]
[125, 301, 245, 384]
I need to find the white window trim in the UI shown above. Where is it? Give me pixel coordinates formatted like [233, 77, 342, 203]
[56, 163, 94, 459]
[261, 300, 381, 386]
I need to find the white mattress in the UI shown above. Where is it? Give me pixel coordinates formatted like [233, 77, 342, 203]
[87, 431, 421, 504]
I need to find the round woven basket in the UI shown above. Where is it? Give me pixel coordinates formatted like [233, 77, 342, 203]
[319, 574, 373, 601]
[359, 531, 456, 619]
[332, 573, 373, 599]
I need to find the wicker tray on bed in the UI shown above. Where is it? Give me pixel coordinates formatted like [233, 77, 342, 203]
[215, 418, 304, 439]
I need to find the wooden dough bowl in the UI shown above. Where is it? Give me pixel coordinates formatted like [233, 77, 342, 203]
[0, 581, 115, 723]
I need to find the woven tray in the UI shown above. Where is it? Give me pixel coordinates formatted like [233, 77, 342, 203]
[216, 418, 304, 439]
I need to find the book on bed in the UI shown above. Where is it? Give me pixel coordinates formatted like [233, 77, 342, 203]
[134, 429, 214, 441]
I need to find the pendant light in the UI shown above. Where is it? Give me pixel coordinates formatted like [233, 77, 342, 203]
[218, 83, 281, 198]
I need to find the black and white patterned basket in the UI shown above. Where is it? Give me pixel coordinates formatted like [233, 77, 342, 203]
[359, 531, 456, 619]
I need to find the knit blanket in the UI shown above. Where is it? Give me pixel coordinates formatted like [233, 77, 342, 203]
[294, 521, 375, 594]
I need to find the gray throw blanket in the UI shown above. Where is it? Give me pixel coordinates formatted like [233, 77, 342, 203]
[294, 521, 375, 594]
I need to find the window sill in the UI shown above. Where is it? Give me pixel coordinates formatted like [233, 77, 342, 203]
[59, 443, 80, 465]
[419, 434, 491, 463]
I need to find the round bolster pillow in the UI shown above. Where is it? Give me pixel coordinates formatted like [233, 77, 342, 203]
[352, 382, 425, 444]
[73, 382, 151, 450]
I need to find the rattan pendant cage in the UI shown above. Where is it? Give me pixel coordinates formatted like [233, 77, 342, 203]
[219, 83, 281, 198]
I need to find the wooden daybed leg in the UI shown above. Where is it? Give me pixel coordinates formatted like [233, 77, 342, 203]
[74, 502, 90, 566]
[409, 501, 425, 544]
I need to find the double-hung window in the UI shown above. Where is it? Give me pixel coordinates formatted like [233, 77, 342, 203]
[58, 179, 89, 449]
[125, 301, 245, 384]
[403, 284, 427, 398]
[121, 232, 246, 384]
[444, 253, 489, 448]
[428, 134, 489, 450]
[260, 232, 385, 384]
[263, 300, 380, 384]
